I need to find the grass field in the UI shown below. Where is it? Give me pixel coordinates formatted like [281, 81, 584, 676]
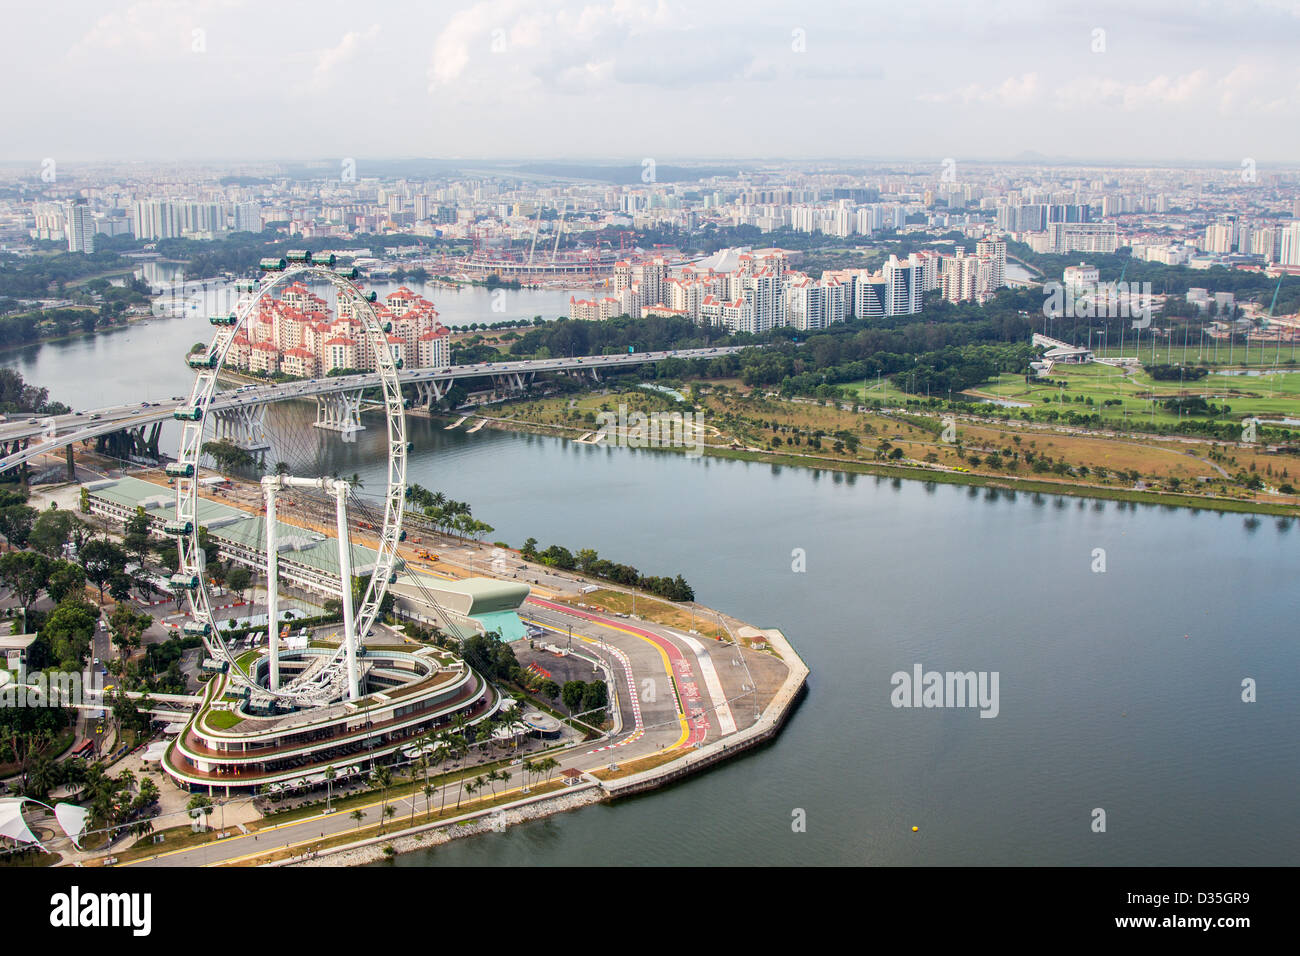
[492, 374, 1300, 511]
[558, 588, 726, 639]
[1091, 339, 1300, 369]
[966, 362, 1300, 426]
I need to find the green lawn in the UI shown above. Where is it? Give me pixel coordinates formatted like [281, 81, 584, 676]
[966, 364, 1300, 427]
[205, 710, 242, 730]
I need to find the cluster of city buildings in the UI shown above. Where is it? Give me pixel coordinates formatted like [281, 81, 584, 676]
[6, 159, 1300, 296]
[223, 284, 450, 378]
[568, 239, 1009, 331]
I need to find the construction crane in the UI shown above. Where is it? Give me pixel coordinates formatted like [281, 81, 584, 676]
[550, 198, 567, 264]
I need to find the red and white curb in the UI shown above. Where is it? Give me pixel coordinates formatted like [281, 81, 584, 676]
[587, 641, 644, 753]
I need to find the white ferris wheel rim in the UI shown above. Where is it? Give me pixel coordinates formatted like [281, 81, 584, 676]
[172, 262, 408, 705]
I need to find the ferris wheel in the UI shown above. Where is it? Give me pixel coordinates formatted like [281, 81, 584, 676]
[166, 253, 407, 708]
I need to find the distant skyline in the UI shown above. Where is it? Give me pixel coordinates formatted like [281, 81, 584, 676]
[7, 0, 1300, 165]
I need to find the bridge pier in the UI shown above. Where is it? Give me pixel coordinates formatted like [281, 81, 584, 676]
[489, 370, 534, 396]
[126, 422, 162, 459]
[412, 379, 450, 411]
[313, 389, 365, 437]
[561, 367, 600, 384]
[211, 403, 271, 460]
[66, 444, 75, 482]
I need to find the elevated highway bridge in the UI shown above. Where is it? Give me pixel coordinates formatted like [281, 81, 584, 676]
[0, 346, 745, 475]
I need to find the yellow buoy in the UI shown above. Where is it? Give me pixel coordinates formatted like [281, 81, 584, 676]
[912, 826, 919, 832]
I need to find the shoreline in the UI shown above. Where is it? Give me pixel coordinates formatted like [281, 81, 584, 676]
[440, 410, 1299, 517]
[273, 625, 810, 868]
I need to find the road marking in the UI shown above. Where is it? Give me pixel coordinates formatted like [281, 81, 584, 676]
[522, 616, 645, 751]
[526, 598, 694, 750]
[672, 631, 737, 735]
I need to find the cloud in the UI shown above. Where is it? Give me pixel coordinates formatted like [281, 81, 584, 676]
[298, 24, 382, 95]
[918, 73, 1041, 107]
[426, 0, 752, 96]
[1050, 67, 1298, 114]
[67, 0, 245, 60]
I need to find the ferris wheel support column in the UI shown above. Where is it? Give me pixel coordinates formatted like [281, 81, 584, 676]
[263, 477, 281, 691]
[334, 480, 360, 701]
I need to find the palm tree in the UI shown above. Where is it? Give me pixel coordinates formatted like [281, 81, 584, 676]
[451, 738, 469, 810]
[463, 780, 478, 806]
[432, 741, 451, 814]
[473, 774, 487, 803]
[537, 756, 559, 784]
[351, 809, 365, 830]
[373, 765, 393, 823]
[423, 785, 436, 821]
[521, 758, 535, 793]
[411, 754, 428, 827]
[498, 768, 512, 795]
[324, 765, 336, 814]
[501, 704, 525, 746]
[418, 731, 440, 802]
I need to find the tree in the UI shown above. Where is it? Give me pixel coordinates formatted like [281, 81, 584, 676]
[0, 503, 37, 551]
[580, 680, 608, 722]
[460, 632, 520, 683]
[109, 602, 152, 660]
[81, 539, 127, 602]
[46, 560, 87, 604]
[0, 549, 49, 611]
[372, 765, 394, 825]
[202, 439, 256, 474]
[187, 794, 214, 828]
[28, 508, 78, 558]
[41, 596, 100, 670]
[67, 515, 94, 557]
[226, 565, 251, 601]
[561, 680, 586, 715]
[196, 525, 220, 567]
[0, 702, 73, 794]
[108, 572, 133, 603]
[122, 507, 152, 566]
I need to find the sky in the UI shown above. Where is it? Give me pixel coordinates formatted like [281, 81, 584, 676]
[6, 0, 1300, 165]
